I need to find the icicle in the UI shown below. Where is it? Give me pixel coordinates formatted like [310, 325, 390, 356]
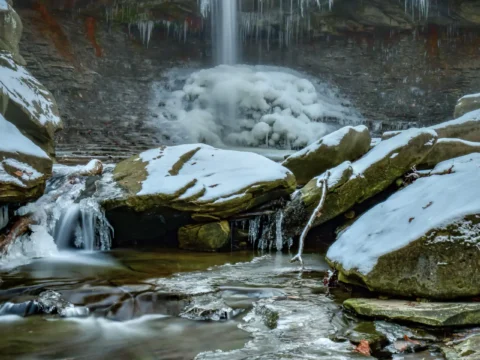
[275, 210, 284, 251]
[248, 216, 261, 247]
[0, 205, 8, 231]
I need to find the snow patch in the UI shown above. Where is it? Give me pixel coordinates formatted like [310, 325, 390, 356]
[431, 109, 480, 131]
[327, 153, 480, 274]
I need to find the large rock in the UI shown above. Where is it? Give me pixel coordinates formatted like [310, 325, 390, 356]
[344, 299, 480, 327]
[0, 51, 62, 157]
[282, 125, 371, 185]
[284, 128, 437, 234]
[0, 1, 24, 65]
[0, 113, 52, 203]
[431, 109, 480, 142]
[327, 153, 480, 299]
[178, 221, 230, 251]
[443, 334, 480, 360]
[421, 138, 480, 168]
[105, 144, 296, 219]
[454, 93, 480, 119]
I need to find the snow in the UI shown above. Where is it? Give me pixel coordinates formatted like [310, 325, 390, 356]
[352, 128, 437, 176]
[0, 114, 49, 159]
[315, 160, 351, 188]
[138, 144, 292, 202]
[327, 153, 480, 274]
[0, 52, 61, 127]
[286, 125, 367, 160]
[431, 109, 480, 131]
[459, 93, 480, 100]
[437, 138, 480, 146]
[149, 65, 362, 149]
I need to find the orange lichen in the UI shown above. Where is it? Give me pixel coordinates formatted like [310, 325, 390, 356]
[33, 1, 74, 62]
[85, 16, 103, 57]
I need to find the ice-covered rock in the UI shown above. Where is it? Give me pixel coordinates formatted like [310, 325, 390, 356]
[454, 93, 480, 119]
[104, 144, 296, 219]
[327, 153, 480, 299]
[282, 125, 371, 185]
[0, 113, 52, 203]
[0, 51, 62, 157]
[284, 128, 437, 235]
[421, 138, 480, 168]
[344, 299, 480, 327]
[178, 221, 230, 251]
[0, 1, 24, 65]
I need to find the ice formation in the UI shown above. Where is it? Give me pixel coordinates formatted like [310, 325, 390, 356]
[150, 65, 362, 149]
[0, 205, 8, 231]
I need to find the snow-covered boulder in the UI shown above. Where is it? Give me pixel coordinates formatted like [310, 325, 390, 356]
[327, 153, 480, 299]
[0, 113, 52, 203]
[105, 144, 296, 219]
[454, 93, 480, 119]
[0, 51, 62, 157]
[178, 221, 230, 251]
[284, 128, 437, 234]
[421, 138, 480, 168]
[431, 109, 480, 143]
[282, 125, 371, 185]
[0, 1, 25, 65]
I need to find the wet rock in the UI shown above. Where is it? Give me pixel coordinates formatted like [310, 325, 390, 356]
[282, 125, 371, 185]
[455, 93, 480, 119]
[284, 128, 437, 236]
[345, 321, 388, 352]
[180, 294, 243, 321]
[0, 51, 62, 157]
[178, 221, 230, 252]
[421, 138, 480, 168]
[37, 290, 89, 318]
[0, 301, 41, 317]
[327, 154, 480, 299]
[344, 299, 480, 327]
[431, 109, 480, 143]
[104, 144, 296, 219]
[442, 334, 480, 359]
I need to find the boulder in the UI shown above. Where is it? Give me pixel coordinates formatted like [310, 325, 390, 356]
[77, 159, 103, 177]
[0, 1, 25, 65]
[431, 109, 480, 143]
[178, 221, 230, 251]
[344, 299, 480, 327]
[454, 93, 480, 119]
[421, 138, 480, 168]
[0, 113, 52, 203]
[284, 128, 437, 235]
[327, 153, 480, 299]
[0, 51, 62, 157]
[282, 125, 371, 185]
[442, 334, 480, 360]
[104, 144, 296, 219]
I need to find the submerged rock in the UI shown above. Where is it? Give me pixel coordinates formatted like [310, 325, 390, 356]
[421, 138, 480, 168]
[178, 221, 230, 252]
[454, 93, 480, 119]
[344, 299, 480, 327]
[284, 128, 437, 235]
[443, 334, 480, 359]
[327, 154, 480, 299]
[105, 144, 296, 219]
[282, 125, 371, 185]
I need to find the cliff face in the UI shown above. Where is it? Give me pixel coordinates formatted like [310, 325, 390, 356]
[12, 0, 480, 161]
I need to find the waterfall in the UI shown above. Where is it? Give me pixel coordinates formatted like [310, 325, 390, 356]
[210, 0, 239, 64]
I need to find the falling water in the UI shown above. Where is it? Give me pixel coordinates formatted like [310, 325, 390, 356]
[0, 205, 8, 231]
[211, 0, 239, 65]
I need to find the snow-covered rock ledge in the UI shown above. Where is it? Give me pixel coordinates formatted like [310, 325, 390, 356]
[103, 144, 296, 219]
[327, 153, 480, 299]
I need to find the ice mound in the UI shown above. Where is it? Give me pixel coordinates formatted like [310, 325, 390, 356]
[150, 65, 363, 149]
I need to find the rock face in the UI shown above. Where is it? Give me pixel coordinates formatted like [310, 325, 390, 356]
[327, 154, 480, 299]
[284, 128, 437, 235]
[443, 334, 480, 360]
[282, 125, 371, 185]
[454, 93, 480, 119]
[105, 144, 296, 219]
[0, 113, 52, 203]
[178, 221, 230, 251]
[0, 51, 62, 157]
[421, 138, 480, 167]
[431, 109, 480, 143]
[344, 299, 480, 327]
[0, 0, 24, 65]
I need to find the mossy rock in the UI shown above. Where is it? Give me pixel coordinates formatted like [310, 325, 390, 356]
[345, 321, 388, 351]
[421, 138, 480, 168]
[178, 221, 230, 252]
[282, 125, 371, 185]
[344, 298, 480, 327]
[454, 94, 480, 119]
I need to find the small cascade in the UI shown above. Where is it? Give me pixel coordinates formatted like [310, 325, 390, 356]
[0, 205, 8, 231]
[275, 210, 284, 251]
